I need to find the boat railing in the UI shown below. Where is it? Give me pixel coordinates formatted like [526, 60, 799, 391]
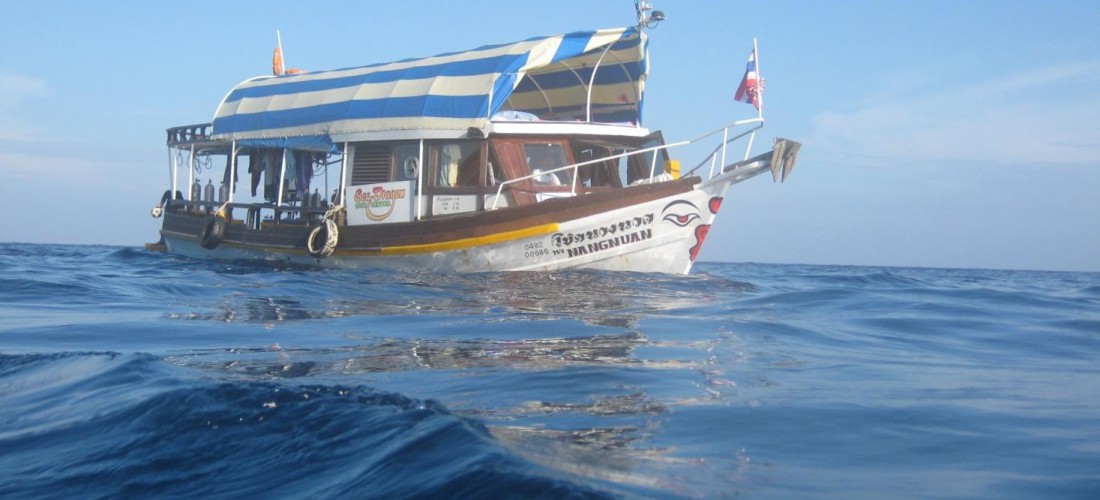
[489, 117, 764, 209]
[680, 118, 765, 179]
[167, 198, 332, 229]
[166, 124, 213, 146]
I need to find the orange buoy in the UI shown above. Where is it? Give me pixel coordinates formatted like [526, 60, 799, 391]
[272, 47, 284, 76]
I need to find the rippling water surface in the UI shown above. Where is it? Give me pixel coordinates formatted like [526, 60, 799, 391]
[1, 243, 1098, 498]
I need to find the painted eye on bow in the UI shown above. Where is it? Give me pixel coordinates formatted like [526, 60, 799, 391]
[662, 212, 700, 227]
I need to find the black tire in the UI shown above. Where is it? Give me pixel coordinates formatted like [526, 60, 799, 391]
[200, 215, 226, 249]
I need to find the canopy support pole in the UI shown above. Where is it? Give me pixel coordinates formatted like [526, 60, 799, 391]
[167, 147, 176, 197]
[416, 139, 424, 221]
[338, 143, 349, 207]
[486, 82, 493, 120]
[277, 149, 287, 207]
[188, 145, 195, 201]
[228, 140, 237, 204]
[586, 42, 616, 122]
[529, 76, 554, 116]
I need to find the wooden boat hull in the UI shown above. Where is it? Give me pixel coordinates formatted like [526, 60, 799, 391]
[159, 172, 742, 274]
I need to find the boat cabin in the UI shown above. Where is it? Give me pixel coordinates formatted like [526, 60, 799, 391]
[164, 120, 674, 228]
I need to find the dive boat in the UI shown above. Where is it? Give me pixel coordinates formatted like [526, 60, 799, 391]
[147, 5, 800, 274]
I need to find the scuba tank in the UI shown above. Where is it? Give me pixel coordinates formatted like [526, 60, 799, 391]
[311, 188, 321, 208]
[204, 180, 215, 212]
[191, 178, 201, 210]
[219, 182, 229, 203]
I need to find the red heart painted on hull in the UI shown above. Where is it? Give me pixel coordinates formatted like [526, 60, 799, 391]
[708, 197, 723, 215]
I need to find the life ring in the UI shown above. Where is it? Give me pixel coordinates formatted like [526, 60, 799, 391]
[200, 215, 226, 249]
[307, 219, 339, 258]
[403, 156, 419, 179]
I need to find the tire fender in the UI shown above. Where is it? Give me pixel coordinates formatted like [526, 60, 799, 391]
[200, 215, 226, 250]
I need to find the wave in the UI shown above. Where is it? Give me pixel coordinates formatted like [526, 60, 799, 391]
[4, 246, 1099, 498]
[0, 352, 612, 499]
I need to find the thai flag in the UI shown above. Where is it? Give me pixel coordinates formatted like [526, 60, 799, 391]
[734, 49, 761, 110]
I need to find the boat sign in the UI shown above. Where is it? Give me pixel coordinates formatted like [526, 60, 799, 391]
[346, 181, 414, 225]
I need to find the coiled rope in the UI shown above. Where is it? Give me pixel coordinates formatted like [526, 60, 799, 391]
[308, 204, 342, 258]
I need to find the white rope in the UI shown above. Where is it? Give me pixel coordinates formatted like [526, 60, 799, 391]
[308, 204, 344, 258]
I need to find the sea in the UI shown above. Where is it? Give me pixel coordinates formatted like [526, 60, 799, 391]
[1, 243, 1098, 499]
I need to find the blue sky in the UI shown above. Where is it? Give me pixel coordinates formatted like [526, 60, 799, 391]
[1, 1, 1097, 271]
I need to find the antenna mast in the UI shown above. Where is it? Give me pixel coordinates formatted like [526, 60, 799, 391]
[634, 1, 666, 29]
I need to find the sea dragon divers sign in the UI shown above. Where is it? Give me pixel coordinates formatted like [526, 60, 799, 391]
[345, 181, 414, 225]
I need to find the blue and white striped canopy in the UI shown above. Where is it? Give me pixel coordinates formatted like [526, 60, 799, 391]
[211, 27, 647, 146]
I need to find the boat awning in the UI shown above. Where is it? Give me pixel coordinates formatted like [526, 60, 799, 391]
[211, 27, 647, 147]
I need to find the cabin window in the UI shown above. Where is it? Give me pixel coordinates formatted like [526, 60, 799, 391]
[429, 142, 482, 188]
[625, 132, 668, 184]
[486, 138, 578, 207]
[523, 143, 571, 186]
[571, 145, 622, 188]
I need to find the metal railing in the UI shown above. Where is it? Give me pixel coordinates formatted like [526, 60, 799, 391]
[489, 117, 764, 209]
[166, 197, 333, 229]
[166, 123, 213, 146]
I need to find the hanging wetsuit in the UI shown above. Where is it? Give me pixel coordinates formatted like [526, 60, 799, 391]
[221, 154, 238, 192]
[249, 149, 263, 197]
[264, 149, 281, 201]
[295, 151, 312, 194]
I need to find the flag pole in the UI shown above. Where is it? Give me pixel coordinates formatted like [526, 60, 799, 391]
[743, 37, 762, 161]
[754, 37, 763, 121]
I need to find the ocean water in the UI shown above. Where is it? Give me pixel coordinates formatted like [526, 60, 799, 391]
[1, 243, 1098, 499]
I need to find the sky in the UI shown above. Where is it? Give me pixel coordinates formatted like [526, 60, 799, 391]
[1, 0, 1097, 272]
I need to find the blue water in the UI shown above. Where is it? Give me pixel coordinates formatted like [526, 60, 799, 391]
[1, 244, 1098, 498]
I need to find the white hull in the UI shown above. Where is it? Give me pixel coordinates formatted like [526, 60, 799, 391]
[164, 174, 738, 275]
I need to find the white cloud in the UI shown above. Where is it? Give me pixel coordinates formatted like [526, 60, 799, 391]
[0, 74, 49, 141]
[0, 151, 108, 181]
[809, 62, 1100, 165]
[0, 73, 47, 106]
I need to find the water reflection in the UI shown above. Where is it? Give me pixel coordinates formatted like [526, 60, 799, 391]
[158, 267, 759, 497]
[168, 333, 648, 377]
[492, 425, 753, 497]
[164, 269, 756, 329]
[517, 392, 667, 417]
[164, 325, 754, 498]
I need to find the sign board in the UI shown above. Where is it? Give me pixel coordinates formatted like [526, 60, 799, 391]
[345, 181, 415, 225]
[432, 195, 477, 215]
